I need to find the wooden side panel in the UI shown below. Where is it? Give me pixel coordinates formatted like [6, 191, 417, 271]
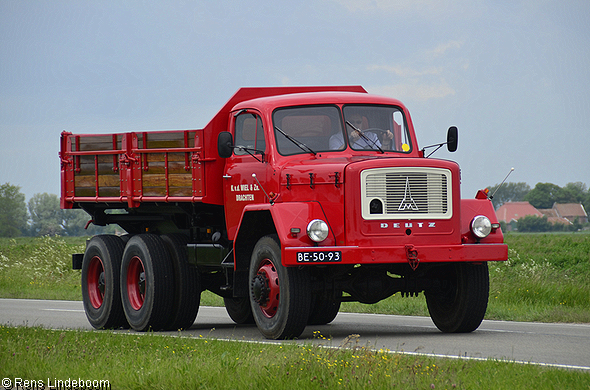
[73, 134, 121, 198]
[69, 130, 203, 202]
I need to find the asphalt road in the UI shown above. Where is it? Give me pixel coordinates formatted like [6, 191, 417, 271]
[1, 298, 589, 370]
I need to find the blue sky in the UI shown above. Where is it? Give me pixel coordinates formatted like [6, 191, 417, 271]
[1, 0, 589, 201]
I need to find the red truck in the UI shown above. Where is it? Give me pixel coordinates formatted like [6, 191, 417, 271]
[61, 86, 508, 339]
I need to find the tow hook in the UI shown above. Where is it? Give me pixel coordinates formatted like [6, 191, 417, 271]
[405, 244, 420, 271]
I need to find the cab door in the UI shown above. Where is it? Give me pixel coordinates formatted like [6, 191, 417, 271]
[223, 110, 269, 240]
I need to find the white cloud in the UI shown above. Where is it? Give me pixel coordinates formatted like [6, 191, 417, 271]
[430, 40, 464, 57]
[367, 40, 465, 102]
[327, 0, 483, 19]
[370, 79, 455, 102]
[367, 65, 442, 77]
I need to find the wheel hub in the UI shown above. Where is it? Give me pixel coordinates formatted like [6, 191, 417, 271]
[250, 259, 280, 318]
[87, 256, 105, 309]
[138, 272, 146, 295]
[251, 273, 270, 305]
[98, 272, 105, 295]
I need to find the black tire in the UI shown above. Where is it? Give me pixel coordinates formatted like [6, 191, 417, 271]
[249, 235, 311, 339]
[308, 291, 341, 325]
[425, 262, 489, 333]
[224, 297, 255, 324]
[161, 234, 201, 330]
[81, 235, 128, 329]
[120, 234, 174, 331]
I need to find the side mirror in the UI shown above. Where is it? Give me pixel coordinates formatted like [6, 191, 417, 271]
[447, 126, 458, 152]
[217, 132, 234, 158]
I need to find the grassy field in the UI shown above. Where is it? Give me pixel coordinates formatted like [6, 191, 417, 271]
[0, 236, 85, 301]
[1, 234, 589, 388]
[1, 325, 589, 390]
[1, 233, 589, 322]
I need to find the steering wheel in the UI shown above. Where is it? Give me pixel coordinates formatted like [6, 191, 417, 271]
[362, 128, 387, 136]
[363, 128, 393, 146]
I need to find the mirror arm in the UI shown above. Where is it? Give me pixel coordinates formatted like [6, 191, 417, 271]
[421, 142, 445, 158]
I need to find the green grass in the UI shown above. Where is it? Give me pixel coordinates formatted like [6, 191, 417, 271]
[341, 232, 590, 323]
[1, 325, 589, 390]
[1, 233, 589, 323]
[0, 236, 85, 301]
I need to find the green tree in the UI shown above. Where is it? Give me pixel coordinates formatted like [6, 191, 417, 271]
[61, 209, 117, 236]
[0, 183, 28, 237]
[556, 182, 587, 204]
[524, 182, 562, 209]
[486, 182, 531, 210]
[62, 209, 91, 236]
[28, 193, 64, 236]
[517, 215, 553, 232]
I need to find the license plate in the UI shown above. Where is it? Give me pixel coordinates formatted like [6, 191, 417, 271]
[296, 251, 342, 263]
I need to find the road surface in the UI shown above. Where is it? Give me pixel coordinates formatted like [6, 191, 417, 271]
[1, 298, 588, 370]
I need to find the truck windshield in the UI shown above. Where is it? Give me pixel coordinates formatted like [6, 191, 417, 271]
[272, 105, 411, 155]
[341, 105, 411, 153]
[273, 105, 341, 156]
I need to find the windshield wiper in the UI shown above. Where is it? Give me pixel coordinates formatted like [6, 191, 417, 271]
[274, 126, 317, 155]
[345, 121, 384, 153]
[234, 145, 265, 162]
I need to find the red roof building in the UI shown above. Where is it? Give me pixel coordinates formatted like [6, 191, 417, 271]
[552, 203, 588, 224]
[495, 201, 543, 224]
[496, 201, 588, 230]
[538, 208, 571, 225]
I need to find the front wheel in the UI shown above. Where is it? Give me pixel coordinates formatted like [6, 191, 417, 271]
[249, 235, 311, 339]
[425, 262, 489, 333]
[308, 291, 341, 325]
[224, 297, 254, 324]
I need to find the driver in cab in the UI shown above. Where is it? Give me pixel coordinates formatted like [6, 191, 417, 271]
[329, 113, 393, 150]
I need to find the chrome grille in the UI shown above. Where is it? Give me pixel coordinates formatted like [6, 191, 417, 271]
[361, 167, 452, 220]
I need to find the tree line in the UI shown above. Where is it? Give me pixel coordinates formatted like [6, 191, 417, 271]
[486, 181, 590, 210]
[486, 181, 590, 232]
[0, 183, 115, 237]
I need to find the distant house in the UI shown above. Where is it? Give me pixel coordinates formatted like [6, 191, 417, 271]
[495, 202, 543, 222]
[496, 201, 588, 231]
[495, 202, 543, 231]
[551, 203, 588, 224]
[537, 207, 570, 225]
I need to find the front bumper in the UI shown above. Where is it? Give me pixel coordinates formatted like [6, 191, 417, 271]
[283, 243, 508, 266]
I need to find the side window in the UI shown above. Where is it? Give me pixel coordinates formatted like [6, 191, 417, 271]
[234, 113, 266, 156]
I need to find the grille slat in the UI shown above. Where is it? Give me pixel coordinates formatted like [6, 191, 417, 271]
[361, 168, 452, 220]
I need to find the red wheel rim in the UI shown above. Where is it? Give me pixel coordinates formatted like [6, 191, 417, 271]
[256, 259, 280, 318]
[127, 256, 146, 310]
[87, 256, 105, 309]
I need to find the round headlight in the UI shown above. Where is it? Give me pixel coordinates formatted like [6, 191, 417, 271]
[471, 215, 492, 238]
[307, 219, 329, 242]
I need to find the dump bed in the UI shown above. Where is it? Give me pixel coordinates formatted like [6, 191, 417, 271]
[60, 129, 215, 209]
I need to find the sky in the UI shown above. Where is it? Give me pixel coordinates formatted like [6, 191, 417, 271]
[1, 0, 589, 202]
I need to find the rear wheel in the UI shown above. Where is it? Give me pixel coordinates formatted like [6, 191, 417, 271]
[249, 235, 311, 339]
[81, 235, 127, 329]
[120, 234, 174, 331]
[425, 262, 489, 333]
[161, 234, 201, 330]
